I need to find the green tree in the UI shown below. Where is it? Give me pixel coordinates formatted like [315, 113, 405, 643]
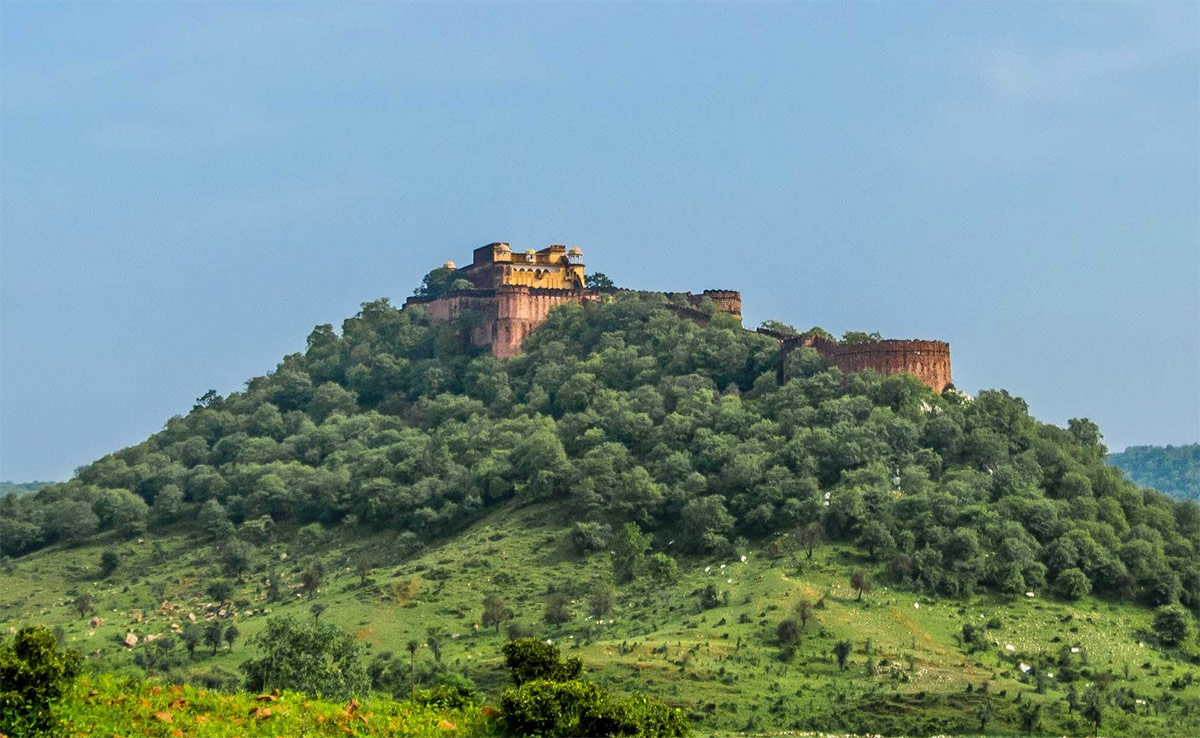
[611, 522, 650, 583]
[204, 620, 224, 654]
[588, 581, 615, 618]
[483, 593, 514, 633]
[795, 597, 814, 629]
[198, 499, 232, 539]
[151, 484, 185, 526]
[406, 639, 421, 700]
[0, 626, 82, 737]
[1018, 701, 1043, 735]
[501, 638, 583, 685]
[72, 593, 94, 618]
[205, 579, 233, 603]
[182, 624, 202, 660]
[585, 272, 615, 290]
[241, 616, 370, 699]
[223, 624, 239, 651]
[220, 539, 255, 581]
[647, 552, 678, 584]
[858, 520, 895, 560]
[1055, 567, 1092, 600]
[1081, 686, 1104, 735]
[850, 570, 872, 601]
[99, 549, 121, 577]
[1152, 603, 1195, 646]
[544, 593, 572, 628]
[833, 640, 852, 670]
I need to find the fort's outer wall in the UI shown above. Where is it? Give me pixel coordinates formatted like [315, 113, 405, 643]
[406, 286, 743, 359]
[407, 287, 597, 359]
[783, 336, 952, 393]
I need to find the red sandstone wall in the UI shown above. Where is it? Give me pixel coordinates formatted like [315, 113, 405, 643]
[789, 336, 952, 392]
[408, 286, 743, 359]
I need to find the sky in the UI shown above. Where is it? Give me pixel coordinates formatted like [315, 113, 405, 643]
[1, 2, 1197, 481]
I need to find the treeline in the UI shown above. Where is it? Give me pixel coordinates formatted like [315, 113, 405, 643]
[3, 291, 1198, 614]
[1109, 444, 1200, 502]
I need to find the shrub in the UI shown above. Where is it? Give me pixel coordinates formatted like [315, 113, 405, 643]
[240, 616, 369, 699]
[0, 626, 82, 737]
[502, 639, 582, 685]
[1153, 604, 1196, 647]
[1055, 568, 1091, 600]
[500, 679, 689, 738]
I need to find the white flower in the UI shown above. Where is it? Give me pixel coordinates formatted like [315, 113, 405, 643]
[913, 602, 920, 609]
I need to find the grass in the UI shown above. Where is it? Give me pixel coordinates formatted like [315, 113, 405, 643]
[3, 501, 1199, 736]
[56, 673, 484, 737]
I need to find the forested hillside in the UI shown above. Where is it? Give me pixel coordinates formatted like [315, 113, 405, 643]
[3, 289, 1200, 736]
[4, 292, 1198, 610]
[0, 481, 50, 497]
[1109, 444, 1200, 502]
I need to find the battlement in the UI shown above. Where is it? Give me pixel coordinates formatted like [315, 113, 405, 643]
[404, 243, 949, 385]
[404, 246, 742, 358]
[774, 333, 952, 392]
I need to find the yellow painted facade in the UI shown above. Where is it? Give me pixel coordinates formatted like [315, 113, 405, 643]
[465, 243, 586, 290]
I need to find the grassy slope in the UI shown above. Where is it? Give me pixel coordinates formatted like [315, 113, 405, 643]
[57, 673, 482, 737]
[3, 500, 1199, 736]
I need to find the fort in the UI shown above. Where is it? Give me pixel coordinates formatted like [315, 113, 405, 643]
[403, 243, 951, 390]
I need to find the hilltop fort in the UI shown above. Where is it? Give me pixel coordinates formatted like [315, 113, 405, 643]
[403, 242, 951, 391]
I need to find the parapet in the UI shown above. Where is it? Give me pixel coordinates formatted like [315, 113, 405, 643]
[775, 334, 952, 393]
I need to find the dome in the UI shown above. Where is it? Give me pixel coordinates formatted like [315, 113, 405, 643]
[525, 249, 536, 257]
[443, 260, 456, 270]
[568, 247, 583, 256]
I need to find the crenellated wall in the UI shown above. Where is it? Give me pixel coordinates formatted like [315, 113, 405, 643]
[404, 285, 743, 359]
[776, 334, 953, 392]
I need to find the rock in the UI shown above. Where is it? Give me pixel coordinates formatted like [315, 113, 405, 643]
[124, 633, 138, 647]
[89, 617, 104, 628]
[187, 612, 196, 622]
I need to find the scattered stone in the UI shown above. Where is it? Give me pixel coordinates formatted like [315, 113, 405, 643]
[124, 633, 138, 647]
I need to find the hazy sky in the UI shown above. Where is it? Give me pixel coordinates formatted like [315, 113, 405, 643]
[2, 2, 1197, 481]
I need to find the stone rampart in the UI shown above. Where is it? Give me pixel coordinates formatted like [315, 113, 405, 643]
[777, 334, 953, 392]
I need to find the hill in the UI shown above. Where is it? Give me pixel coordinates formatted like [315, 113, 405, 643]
[2, 286, 1199, 736]
[0, 481, 51, 497]
[1109, 444, 1200, 502]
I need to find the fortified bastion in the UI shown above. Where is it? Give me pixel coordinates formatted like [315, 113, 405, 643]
[402, 243, 742, 359]
[403, 242, 950, 392]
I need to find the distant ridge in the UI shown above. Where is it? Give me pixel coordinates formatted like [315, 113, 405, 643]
[1108, 443, 1200, 502]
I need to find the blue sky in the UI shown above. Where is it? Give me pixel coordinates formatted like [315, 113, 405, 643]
[2, 2, 1197, 481]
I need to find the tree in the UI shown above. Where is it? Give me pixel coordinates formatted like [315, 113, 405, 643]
[776, 618, 801, 649]
[414, 265, 460, 298]
[833, 640, 852, 670]
[406, 639, 421, 700]
[72, 593, 94, 618]
[220, 539, 255, 581]
[354, 557, 373, 586]
[1152, 603, 1195, 647]
[49, 501, 99, 546]
[310, 603, 327, 624]
[976, 699, 995, 732]
[426, 626, 445, 663]
[858, 520, 895, 560]
[1018, 701, 1043, 735]
[588, 581, 615, 618]
[501, 638, 583, 685]
[1081, 687, 1104, 735]
[1055, 567, 1091, 600]
[223, 624, 239, 652]
[482, 593, 513, 633]
[301, 563, 323, 594]
[850, 570, 872, 601]
[798, 521, 823, 560]
[544, 594, 572, 628]
[198, 499, 232, 539]
[795, 598, 814, 629]
[99, 549, 121, 577]
[182, 624, 202, 659]
[240, 616, 370, 699]
[205, 579, 233, 603]
[0, 626, 82, 737]
[585, 272, 614, 290]
[151, 484, 185, 526]
[204, 621, 224, 654]
[647, 552, 678, 584]
[611, 522, 650, 583]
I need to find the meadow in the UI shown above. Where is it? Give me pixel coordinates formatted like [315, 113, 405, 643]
[4, 500, 1197, 736]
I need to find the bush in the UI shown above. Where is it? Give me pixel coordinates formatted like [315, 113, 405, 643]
[1153, 604, 1196, 647]
[569, 522, 613, 555]
[500, 679, 689, 738]
[0, 626, 82, 737]
[502, 639, 582, 685]
[1055, 568, 1091, 600]
[240, 616, 369, 699]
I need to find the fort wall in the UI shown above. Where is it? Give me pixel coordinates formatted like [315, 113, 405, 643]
[776, 334, 952, 393]
[405, 285, 743, 359]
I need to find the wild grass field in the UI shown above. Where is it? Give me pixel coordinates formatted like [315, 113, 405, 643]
[4, 501, 1197, 736]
